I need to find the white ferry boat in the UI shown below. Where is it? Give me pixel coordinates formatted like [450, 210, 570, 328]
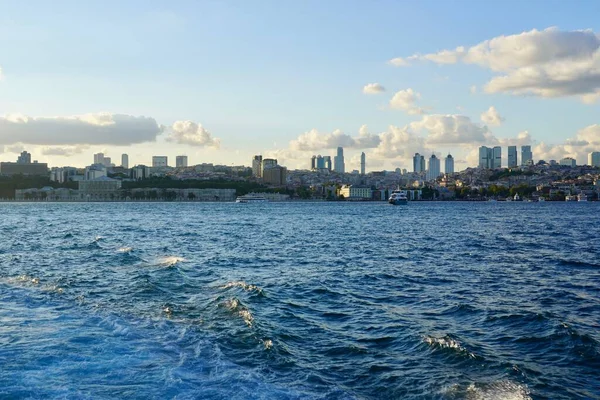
[577, 193, 588, 202]
[388, 190, 408, 205]
[235, 194, 268, 203]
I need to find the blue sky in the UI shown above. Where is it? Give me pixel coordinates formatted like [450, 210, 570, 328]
[0, 0, 599, 170]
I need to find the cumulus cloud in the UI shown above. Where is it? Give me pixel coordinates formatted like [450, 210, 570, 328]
[525, 125, 600, 164]
[389, 57, 409, 67]
[290, 126, 380, 151]
[373, 125, 428, 159]
[363, 83, 386, 94]
[167, 121, 220, 148]
[0, 113, 163, 145]
[390, 27, 600, 102]
[389, 88, 427, 115]
[480, 106, 505, 126]
[409, 114, 491, 145]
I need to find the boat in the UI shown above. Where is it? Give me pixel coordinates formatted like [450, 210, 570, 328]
[513, 193, 521, 201]
[577, 193, 588, 202]
[538, 197, 546, 202]
[565, 195, 578, 202]
[235, 194, 268, 203]
[388, 190, 408, 205]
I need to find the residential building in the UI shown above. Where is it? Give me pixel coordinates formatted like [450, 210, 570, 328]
[94, 153, 105, 165]
[445, 154, 454, 174]
[334, 147, 345, 173]
[121, 154, 129, 169]
[588, 151, 600, 167]
[426, 154, 441, 181]
[479, 146, 493, 169]
[521, 145, 533, 166]
[0, 161, 48, 177]
[310, 155, 316, 170]
[152, 156, 168, 167]
[252, 155, 263, 177]
[324, 156, 332, 171]
[131, 165, 151, 180]
[176, 155, 188, 168]
[50, 167, 79, 183]
[17, 151, 32, 164]
[493, 146, 501, 168]
[85, 164, 107, 180]
[560, 157, 576, 167]
[413, 153, 425, 173]
[262, 165, 287, 186]
[316, 155, 325, 169]
[508, 146, 517, 168]
[360, 152, 366, 175]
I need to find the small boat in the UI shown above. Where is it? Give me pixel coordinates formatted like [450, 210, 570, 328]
[565, 195, 578, 202]
[538, 197, 546, 202]
[577, 193, 588, 202]
[236, 194, 268, 203]
[388, 190, 408, 205]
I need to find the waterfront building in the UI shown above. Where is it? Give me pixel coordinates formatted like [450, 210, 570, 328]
[50, 167, 79, 183]
[521, 145, 533, 166]
[78, 176, 122, 201]
[445, 154, 454, 174]
[560, 157, 577, 167]
[121, 154, 129, 169]
[426, 154, 441, 181]
[323, 156, 332, 171]
[508, 146, 517, 168]
[413, 153, 425, 173]
[361, 152, 366, 175]
[588, 151, 600, 167]
[252, 155, 263, 177]
[152, 156, 168, 168]
[334, 147, 345, 173]
[176, 155, 188, 168]
[338, 185, 371, 200]
[262, 165, 287, 186]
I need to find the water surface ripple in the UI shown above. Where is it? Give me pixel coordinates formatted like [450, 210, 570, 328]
[0, 202, 598, 399]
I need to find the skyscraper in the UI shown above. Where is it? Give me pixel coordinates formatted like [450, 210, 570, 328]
[508, 146, 517, 168]
[493, 146, 502, 168]
[323, 156, 332, 171]
[479, 146, 493, 169]
[94, 153, 105, 165]
[316, 155, 325, 169]
[310, 155, 316, 170]
[334, 147, 345, 173]
[17, 151, 32, 164]
[588, 152, 600, 167]
[121, 154, 129, 169]
[521, 145, 533, 166]
[176, 155, 188, 168]
[444, 154, 454, 174]
[426, 154, 440, 181]
[360, 152, 366, 175]
[413, 153, 425, 173]
[252, 155, 263, 177]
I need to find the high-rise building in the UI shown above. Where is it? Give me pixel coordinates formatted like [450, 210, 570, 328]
[252, 155, 263, 177]
[479, 146, 493, 169]
[360, 152, 366, 175]
[316, 155, 325, 169]
[508, 146, 517, 168]
[121, 154, 129, 169]
[560, 157, 576, 167]
[413, 153, 425, 173]
[588, 152, 600, 167]
[152, 156, 168, 167]
[176, 155, 188, 168]
[94, 153, 104, 165]
[493, 146, 501, 168]
[521, 145, 533, 166]
[444, 154, 454, 174]
[334, 147, 345, 173]
[426, 154, 441, 181]
[17, 151, 32, 164]
[262, 165, 287, 186]
[310, 155, 316, 170]
[323, 156, 332, 171]
[261, 158, 278, 176]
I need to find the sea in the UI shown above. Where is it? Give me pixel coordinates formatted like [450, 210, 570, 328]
[0, 202, 598, 400]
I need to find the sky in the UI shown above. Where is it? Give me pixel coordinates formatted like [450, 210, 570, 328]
[0, 0, 599, 172]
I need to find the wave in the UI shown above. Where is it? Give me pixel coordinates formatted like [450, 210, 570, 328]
[423, 334, 478, 359]
[155, 256, 185, 267]
[117, 246, 133, 253]
[222, 298, 254, 327]
[221, 281, 264, 296]
[465, 380, 531, 400]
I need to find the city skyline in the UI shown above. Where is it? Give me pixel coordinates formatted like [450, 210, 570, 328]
[0, 1, 599, 171]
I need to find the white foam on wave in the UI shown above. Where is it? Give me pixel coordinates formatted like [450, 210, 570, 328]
[156, 256, 185, 267]
[262, 339, 273, 350]
[117, 246, 133, 253]
[465, 380, 532, 400]
[424, 335, 477, 359]
[222, 298, 254, 327]
[221, 281, 263, 294]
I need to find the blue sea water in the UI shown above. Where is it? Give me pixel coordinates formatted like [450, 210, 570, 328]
[0, 202, 599, 399]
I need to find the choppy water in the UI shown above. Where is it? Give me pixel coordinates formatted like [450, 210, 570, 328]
[0, 202, 599, 399]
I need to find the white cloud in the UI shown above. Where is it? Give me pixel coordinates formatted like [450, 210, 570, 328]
[373, 125, 427, 159]
[389, 88, 427, 115]
[470, 85, 477, 94]
[290, 127, 380, 151]
[389, 57, 409, 67]
[480, 106, 505, 126]
[0, 113, 163, 145]
[41, 145, 90, 157]
[167, 121, 220, 148]
[410, 114, 491, 145]
[390, 27, 600, 102]
[363, 83, 386, 94]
